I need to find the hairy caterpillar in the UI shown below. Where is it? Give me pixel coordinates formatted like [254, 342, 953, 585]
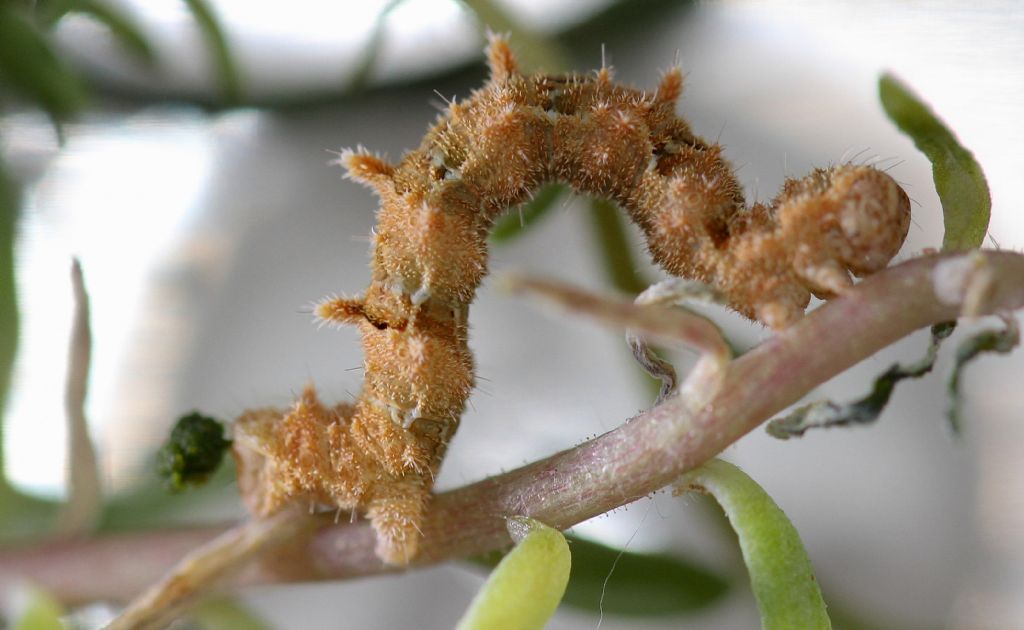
[231, 36, 910, 564]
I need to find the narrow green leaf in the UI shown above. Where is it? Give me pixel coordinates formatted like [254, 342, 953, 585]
[0, 4, 88, 125]
[457, 517, 570, 630]
[767, 322, 955, 439]
[490, 184, 566, 244]
[67, 0, 156, 64]
[10, 585, 64, 630]
[947, 316, 1019, 434]
[677, 459, 831, 630]
[181, 0, 242, 105]
[879, 74, 990, 250]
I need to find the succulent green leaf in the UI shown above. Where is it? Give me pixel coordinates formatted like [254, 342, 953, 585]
[767, 322, 955, 439]
[457, 517, 570, 630]
[182, 0, 242, 105]
[947, 317, 1019, 434]
[879, 74, 990, 250]
[491, 184, 566, 244]
[157, 412, 231, 492]
[677, 459, 831, 630]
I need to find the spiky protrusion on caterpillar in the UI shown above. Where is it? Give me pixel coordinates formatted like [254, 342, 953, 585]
[231, 35, 911, 564]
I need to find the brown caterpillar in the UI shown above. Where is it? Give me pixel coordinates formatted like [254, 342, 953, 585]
[231, 36, 910, 564]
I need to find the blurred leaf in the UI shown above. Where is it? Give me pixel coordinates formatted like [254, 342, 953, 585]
[67, 0, 156, 64]
[10, 585, 64, 630]
[588, 197, 651, 295]
[947, 316, 1019, 434]
[0, 156, 18, 489]
[457, 0, 570, 73]
[767, 322, 956, 439]
[0, 3, 88, 129]
[490, 184, 566, 244]
[0, 161, 60, 540]
[457, 517, 570, 630]
[677, 459, 831, 630]
[99, 456, 236, 531]
[879, 74, 990, 250]
[182, 0, 242, 105]
[560, 535, 728, 616]
[346, 0, 408, 92]
[472, 533, 728, 617]
[192, 596, 272, 630]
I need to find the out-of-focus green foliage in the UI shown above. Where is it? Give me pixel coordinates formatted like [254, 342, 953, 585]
[560, 535, 729, 616]
[9, 585, 64, 630]
[182, 0, 243, 104]
[490, 184, 567, 244]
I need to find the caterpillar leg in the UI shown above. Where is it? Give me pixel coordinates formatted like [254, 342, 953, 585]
[366, 474, 430, 565]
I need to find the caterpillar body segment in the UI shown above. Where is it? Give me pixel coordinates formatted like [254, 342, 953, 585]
[232, 37, 911, 564]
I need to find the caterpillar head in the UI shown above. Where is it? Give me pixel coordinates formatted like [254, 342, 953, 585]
[827, 166, 912, 276]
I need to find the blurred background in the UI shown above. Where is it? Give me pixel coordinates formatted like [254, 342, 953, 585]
[1, 0, 1022, 628]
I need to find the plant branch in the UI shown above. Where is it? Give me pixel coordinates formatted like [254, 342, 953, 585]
[2, 250, 1023, 605]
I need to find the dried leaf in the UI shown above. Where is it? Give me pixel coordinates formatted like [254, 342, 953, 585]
[947, 316, 1019, 434]
[767, 323, 955, 439]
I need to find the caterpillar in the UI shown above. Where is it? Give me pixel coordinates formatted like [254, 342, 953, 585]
[231, 36, 911, 565]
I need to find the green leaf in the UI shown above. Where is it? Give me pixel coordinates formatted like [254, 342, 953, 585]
[559, 535, 728, 616]
[879, 74, 990, 250]
[157, 412, 232, 492]
[10, 585, 64, 630]
[457, 517, 571, 630]
[490, 184, 566, 244]
[66, 0, 156, 64]
[0, 4, 88, 128]
[766, 322, 955, 439]
[182, 0, 242, 105]
[677, 459, 831, 630]
[947, 317, 1019, 434]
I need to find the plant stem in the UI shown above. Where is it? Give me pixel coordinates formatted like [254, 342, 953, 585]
[2, 250, 1022, 605]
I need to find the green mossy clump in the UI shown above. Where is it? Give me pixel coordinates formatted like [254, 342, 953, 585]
[158, 412, 231, 492]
